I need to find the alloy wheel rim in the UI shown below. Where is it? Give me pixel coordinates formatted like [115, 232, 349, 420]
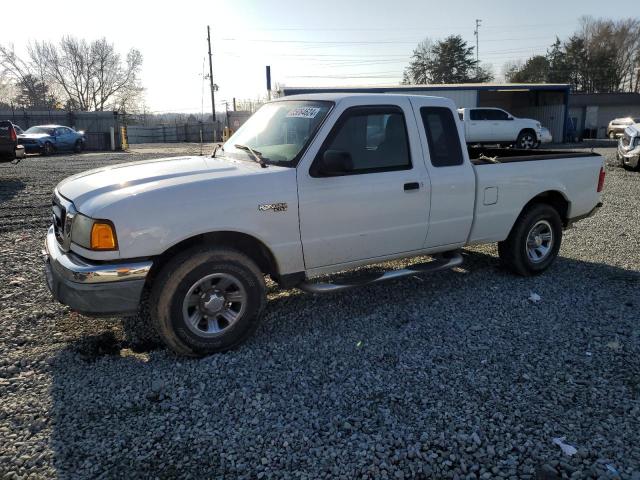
[521, 134, 535, 149]
[525, 220, 553, 263]
[182, 273, 247, 337]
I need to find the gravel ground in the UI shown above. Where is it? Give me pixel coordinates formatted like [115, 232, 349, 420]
[0, 145, 638, 479]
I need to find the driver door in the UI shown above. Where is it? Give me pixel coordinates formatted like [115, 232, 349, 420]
[55, 127, 71, 150]
[297, 98, 430, 270]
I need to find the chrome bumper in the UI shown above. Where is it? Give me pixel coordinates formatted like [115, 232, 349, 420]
[43, 226, 153, 315]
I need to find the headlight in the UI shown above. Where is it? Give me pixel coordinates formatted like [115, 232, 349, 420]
[71, 214, 118, 251]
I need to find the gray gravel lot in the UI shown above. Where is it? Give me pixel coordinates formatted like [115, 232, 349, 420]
[0, 144, 638, 479]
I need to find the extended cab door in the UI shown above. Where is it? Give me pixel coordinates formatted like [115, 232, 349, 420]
[297, 97, 430, 270]
[410, 98, 476, 248]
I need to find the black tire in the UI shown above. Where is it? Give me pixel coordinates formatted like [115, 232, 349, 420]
[608, 131, 616, 140]
[516, 130, 537, 149]
[498, 203, 563, 276]
[149, 246, 266, 356]
[42, 142, 54, 156]
[73, 140, 83, 153]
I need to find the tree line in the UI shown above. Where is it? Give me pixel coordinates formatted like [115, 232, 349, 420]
[0, 37, 143, 112]
[402, 16, 640, 93]
[504, 17, 640, 93]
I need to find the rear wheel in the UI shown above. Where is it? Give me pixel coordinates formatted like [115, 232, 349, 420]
[516, 130, 537, 149]
[150, 246, 266, 356]
[498, 203, 563, 276]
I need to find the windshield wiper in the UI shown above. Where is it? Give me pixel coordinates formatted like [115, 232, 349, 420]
[234, 144, 267, 168]
[211, 144, 222, 158]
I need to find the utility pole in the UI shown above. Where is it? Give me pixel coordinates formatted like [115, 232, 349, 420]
[266, 66, 272, 101]
[474, 19, 482, 77]
[207, 25, 217, 141]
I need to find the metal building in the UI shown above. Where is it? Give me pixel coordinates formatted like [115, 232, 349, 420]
[568, 93, 640, 139]
[281, 83, 570, 143]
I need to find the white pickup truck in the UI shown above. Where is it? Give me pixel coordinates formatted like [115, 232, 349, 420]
[458, 107, 547, 149]
[44, 94, 605, 356]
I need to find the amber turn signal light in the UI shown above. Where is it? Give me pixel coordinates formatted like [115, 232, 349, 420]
[91, 223, 117, 250]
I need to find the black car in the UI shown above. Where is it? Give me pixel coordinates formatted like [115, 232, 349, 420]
[0, 121, 25, 161]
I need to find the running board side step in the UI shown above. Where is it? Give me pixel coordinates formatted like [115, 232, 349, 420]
[298, 252, 463, 294]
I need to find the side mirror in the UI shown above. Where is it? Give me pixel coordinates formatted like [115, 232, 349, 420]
[316, 150, 353, 176]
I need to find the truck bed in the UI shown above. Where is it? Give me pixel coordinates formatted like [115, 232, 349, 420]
[468, 147, 601, 165]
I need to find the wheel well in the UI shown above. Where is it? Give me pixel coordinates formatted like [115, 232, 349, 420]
[518, 128, 536, 138]
[147, 231, 279, 283]
[523, 191, 570, 226]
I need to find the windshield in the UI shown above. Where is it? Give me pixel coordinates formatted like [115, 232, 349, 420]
[24, 126, 55, 135]
[223, 100, 333, 166]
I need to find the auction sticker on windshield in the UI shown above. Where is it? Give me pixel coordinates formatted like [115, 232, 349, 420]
[286, 107, 321, 119]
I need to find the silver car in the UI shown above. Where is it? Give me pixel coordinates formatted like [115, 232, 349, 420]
[617, 124, 640, 169]
[608, 117, 640, 139]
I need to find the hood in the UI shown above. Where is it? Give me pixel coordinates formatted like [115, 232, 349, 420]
[56, 155, 281, 214]
[19, 133, 51, 139]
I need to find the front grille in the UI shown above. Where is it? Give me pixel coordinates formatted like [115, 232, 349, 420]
[20, 138, 38, 145]
[52, 195, 66, 246]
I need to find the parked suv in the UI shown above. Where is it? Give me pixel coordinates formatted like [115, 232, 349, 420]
[607, 117, 640, 139]
[0, 121, 26, 161]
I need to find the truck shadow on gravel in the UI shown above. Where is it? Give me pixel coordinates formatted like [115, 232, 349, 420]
[0, 178, 26, 204]
[47, 250, 640, 478]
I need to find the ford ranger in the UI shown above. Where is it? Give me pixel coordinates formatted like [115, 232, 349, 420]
[43, 94, 605, 356]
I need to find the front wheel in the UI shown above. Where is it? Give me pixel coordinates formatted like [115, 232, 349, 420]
[150, 246, 266, 356]
[498, 203, 563, 276]
[516, 131, 537, 149]
[73, 140, 84, 153]
[609, 131, 616, 140]
[42, 142, 54, 156]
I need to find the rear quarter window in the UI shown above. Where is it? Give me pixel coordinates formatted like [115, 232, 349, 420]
[420, 107, 464, 167]
[0, 122, 12, 138]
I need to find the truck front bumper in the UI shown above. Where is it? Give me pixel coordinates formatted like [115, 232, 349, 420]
[43, 226, 153, 316]
[617, 146, 640, 169]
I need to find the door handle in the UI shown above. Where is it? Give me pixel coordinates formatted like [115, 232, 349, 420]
[404, 182, 420, 191]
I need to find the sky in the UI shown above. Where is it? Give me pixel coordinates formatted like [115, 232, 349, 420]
[0, 0, 631, 113]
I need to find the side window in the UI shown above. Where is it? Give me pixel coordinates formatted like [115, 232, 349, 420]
[485, 109, 509, 120]
[469, 109, 481, 121]
[420, 107, 464, 168]
[314, 106, 411, 175]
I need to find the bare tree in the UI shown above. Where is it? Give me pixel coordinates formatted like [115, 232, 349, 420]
[89, 39, 143, 111]
[0, 71, 15, 107]
[1, 36, 143, 111]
